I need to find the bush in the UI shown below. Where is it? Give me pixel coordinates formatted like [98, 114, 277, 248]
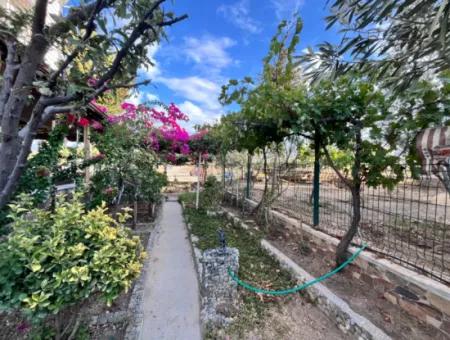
[200, 176, 222, 211]
[87, 124, 168, 209]
[0, 194, 145, 322]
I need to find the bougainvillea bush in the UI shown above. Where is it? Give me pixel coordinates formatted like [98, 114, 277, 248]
[88, 102, 190, 208]
[0, 194, 145, 323]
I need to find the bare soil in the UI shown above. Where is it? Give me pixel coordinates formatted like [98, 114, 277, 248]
[266, 225, 447, 340]
[235, 295, 352, 340]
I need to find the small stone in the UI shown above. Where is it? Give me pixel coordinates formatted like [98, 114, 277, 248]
[394, 286, 419, 301]
[426, 315, 442, 329]
[352, 271, 361, 280]
[426, 292, 450, 316]
[384, 291, 398, 305]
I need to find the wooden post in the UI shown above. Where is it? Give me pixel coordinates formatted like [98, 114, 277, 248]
[83, 125, 92, 183]
[133, 200, 138, 227]
[195, 153, 201, 210]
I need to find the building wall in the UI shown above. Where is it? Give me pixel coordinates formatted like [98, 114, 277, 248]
[4, 0, 66, 69]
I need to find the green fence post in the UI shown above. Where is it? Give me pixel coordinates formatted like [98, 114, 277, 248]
[246, 153, 252, 199]
[313, 133, 320, 227]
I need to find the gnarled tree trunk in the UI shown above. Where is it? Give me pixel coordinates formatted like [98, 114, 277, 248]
[335, 124, 362, 267]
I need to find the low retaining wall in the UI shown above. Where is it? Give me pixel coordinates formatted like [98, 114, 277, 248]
[185, 217, 240, 332]
[226, 193, 450, 337]
[221, 208, 390, 340]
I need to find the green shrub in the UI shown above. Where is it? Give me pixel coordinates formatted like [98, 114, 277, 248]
[200, 176, 222, 211]
[0, 194, 145, 322]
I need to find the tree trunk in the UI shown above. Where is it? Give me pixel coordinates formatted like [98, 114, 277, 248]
[221, 152, 226, 189]
[245, 153, 252, 199]
[271, 152, 277, 195]
[335, 185, 361, 266]
[335, 123, 362, 267]
[254, 148, 268, 216]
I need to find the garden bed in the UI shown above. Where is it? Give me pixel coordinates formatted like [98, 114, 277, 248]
[223, 203, 446, 340]
[180, 193, 351, 339]
[0, 213, 155, 340]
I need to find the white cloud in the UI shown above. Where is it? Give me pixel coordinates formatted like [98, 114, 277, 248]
[145, 93, 159, 102]
[178, 101, 221, 132]
[142, 43, 161, 79]
[126, 92, 159, 106]
[183, 36, 236, 71]
[127, 92, 142, 105]
[217, 0, 262, 34]
[270, 0, 304, 19]
[156, 76, 222, 110]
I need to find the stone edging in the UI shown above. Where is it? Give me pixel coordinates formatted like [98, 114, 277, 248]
[262, 239, 391, 340]
[180, 200, 206, 337]
[227, 193, 450, 335]
[220, 208, 391, 339]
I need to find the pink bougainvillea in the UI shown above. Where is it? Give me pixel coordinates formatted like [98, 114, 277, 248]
[90, 99, 108, 114]
[67, 113, 77, 124]
[190, 129, 208, 141]
[78, 117, 90, 127]
[87, 77, 98, 87]
[90, 120, 104, 131]
[107, 102, 191, 163]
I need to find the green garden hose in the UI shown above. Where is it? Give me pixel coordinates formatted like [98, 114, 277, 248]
[228, 243, 367, 296]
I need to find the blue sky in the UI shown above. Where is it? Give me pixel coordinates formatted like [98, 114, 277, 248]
[70, 0, 341, 131]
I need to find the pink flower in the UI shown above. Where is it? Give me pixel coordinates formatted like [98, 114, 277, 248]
[78, 118, 90, 127]
[90, 99, 108, 113]
[91, 120, 103, 130]
[190, 129, 208, 141]
[180, 143, 190, 155]
[87, 77, 98, 87]
[166, 153, 177, 163]
[121, 102, 137, 111]
[67, 113, 77, 124]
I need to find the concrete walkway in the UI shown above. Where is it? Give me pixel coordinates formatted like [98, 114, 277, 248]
[139, 198, 202, 340]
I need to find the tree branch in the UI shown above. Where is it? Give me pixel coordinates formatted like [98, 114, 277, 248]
[48, 0, 114, 37]
[96, 1, 187, 88]
[31, 0, 48, 36]
[107, 79, 152, 90]
[157, 15, 189, 27]
[322, 145, 353, 190]
[48, 0, 109, 86]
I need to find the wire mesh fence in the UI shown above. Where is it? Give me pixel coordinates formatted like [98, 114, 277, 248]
[224, 162, 450, 285]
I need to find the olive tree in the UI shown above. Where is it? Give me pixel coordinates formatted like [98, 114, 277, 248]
[300, 0, 450, 90]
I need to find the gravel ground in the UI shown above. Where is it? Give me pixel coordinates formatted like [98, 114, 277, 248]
[241, 296, 351, 340]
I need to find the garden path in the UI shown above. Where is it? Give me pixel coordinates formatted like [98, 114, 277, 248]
[139, 197, 201, 340]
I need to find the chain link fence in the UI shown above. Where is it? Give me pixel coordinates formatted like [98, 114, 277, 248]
[224, 161, 450, 285]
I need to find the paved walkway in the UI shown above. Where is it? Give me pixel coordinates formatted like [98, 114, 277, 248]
[139, 198, 202, 340]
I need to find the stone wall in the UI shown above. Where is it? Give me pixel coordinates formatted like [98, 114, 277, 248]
[226, 193, 450, 337]
[186, 214, 240, 331]
[200, 248, 239, 327]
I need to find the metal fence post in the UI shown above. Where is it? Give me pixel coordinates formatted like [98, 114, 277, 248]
[313, 133, 320, 226]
